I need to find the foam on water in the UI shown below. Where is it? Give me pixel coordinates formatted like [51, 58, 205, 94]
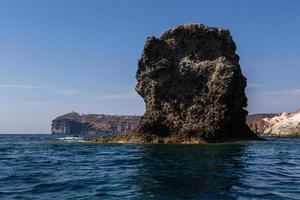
[57, 136, 84, 142]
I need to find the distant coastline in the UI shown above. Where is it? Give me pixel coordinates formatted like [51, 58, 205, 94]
[247, 109, 300, 136]
[51, 112, 140, 135]
[52, 110, 300, 137]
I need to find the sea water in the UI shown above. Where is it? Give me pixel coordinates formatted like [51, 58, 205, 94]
[0, 134, 299, 200]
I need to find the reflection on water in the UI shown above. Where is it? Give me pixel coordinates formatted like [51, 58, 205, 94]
[0, 135, 300, 199]
[134, 144, 246, 199]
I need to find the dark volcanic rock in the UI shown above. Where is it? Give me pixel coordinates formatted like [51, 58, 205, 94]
[51, 112, 140, 135]
[134, 23, 257, 142]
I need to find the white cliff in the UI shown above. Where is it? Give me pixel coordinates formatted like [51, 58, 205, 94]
[262, 110, 300, 136]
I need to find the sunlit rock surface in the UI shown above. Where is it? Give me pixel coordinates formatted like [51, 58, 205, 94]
[134, 23, 257, 143]
[247, 110, 300, 136]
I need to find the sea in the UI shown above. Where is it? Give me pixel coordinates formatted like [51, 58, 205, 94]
[0, 134, 299, 200]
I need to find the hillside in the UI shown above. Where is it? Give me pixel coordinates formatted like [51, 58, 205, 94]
[51, 112, 140, 135]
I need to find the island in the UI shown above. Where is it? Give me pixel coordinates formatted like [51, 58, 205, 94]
[131, 23, 259, 143]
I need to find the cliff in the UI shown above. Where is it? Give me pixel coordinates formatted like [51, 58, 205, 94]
[51, 112, 140, 135]
[133, 23, 257, 143]
[246, 113, 279, 133]
[247, 110, 300, 136]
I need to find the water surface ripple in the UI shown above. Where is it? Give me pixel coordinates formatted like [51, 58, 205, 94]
[0, 135, 299, 199]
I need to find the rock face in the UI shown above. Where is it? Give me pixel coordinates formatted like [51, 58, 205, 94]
[246, 113, 279, 134]
[134, 24, 257, 142]
[51, 112, 140, 135]
[247, 110, 300, 136]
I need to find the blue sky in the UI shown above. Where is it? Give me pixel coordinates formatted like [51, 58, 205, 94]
[0, 0, 299, 133]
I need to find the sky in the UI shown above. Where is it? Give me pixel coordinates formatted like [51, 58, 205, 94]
[0, 0, 300, 133]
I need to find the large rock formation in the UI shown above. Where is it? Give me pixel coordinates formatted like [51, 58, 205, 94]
[51, 112, 140, 135]
[247, 109, 300, 136]
[134, 23, 258, 143]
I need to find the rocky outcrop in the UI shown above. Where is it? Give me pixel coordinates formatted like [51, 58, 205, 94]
[134, 23, 258, 143]
[51, 112, 140, 135]
[247, 110, 300, 136]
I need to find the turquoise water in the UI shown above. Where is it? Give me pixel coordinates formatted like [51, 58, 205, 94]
[0, 135, 300, 200]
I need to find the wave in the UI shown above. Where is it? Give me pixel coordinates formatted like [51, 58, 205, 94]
[57, 136, 84, 142]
